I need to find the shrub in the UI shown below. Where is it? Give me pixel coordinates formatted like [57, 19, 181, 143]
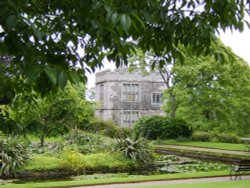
[0, 137, 29, 176]
[81, 153, 135, 172]
[134, 116, 193, 140]
[29, 142, 64, 155]
[60, 150, 136, 173]
[21, 155, 62, 171]
[63, 129, 109, 154]
[80, 119, 132, 138]
[215, 133, 240, 143]
[134, 116, 164, 140]
[113, 137, 154, 167]
[190, 132, 241, 143]
[60, 148, 85, 172]
[191, 132, 211, 142]
[161, 119, 193, 139]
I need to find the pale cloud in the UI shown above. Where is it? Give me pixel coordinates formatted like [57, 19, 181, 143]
[219, 28, 250, 64]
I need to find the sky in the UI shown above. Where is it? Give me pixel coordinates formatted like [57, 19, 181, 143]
[219, 28, 250, 65]
[87, 27, 250, 88]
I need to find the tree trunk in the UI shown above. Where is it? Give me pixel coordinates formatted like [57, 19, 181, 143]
[169, 91, 177, 119]
[40, 135, 45, 147]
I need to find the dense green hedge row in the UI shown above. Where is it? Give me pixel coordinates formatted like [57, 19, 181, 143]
[80, 119, 132, 138]
[134, 116, 193, 140]
[191, 132, 241, 143]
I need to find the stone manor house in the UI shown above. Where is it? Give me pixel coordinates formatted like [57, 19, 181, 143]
[95, 68, 166, 127]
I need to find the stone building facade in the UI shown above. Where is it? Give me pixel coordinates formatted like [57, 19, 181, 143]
[95, 69, 166, 127]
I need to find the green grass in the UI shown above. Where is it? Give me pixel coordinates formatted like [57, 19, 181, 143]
[0, 171, 230, 188]
[20, 155, 62, 171]
[134, 180, 250, 188]
[155, 141, 246, 151]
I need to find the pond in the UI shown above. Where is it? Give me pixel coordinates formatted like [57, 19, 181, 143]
[155, 154, 230, 173]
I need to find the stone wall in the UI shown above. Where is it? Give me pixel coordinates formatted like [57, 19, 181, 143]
[95, 69, 166, 126]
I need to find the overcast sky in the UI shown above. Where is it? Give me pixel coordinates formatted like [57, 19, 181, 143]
[220, 28, 250, 65]
[87, 27, 250, 88]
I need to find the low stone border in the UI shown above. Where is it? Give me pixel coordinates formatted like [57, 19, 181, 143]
[155, 147, 250, 164]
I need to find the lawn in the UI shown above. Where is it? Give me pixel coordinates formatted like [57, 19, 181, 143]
[134, 180, 250, 188]
[0, 171, 230, 188]
[155, 141, 246, 151]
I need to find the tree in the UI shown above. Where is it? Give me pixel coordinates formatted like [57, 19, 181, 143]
[0, 0, 249, 103]
[129, 41, 250, 135]
[5, 84, 95, 146]
[163, 47, 250, 135]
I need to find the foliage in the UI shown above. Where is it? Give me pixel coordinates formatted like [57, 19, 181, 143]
[60, 150, 136, 173]
[129, 41, 250, 136]
[29, 142, 64, 156]
[81, 153, 136, 172]
[113, 137, 154, 167]
[134, 116, 193, 140]
[80, 119, 132, 138]
[156, 155, 229, 173]
[191, 132, 241, 144]
[215, 133, 241, 144]
[21, 152, 137, 174]
[63, 130, 110, 154]
[191, 132, 212, 142]
[0, 0, 249, 103]
[0, 137, 29, 176]
[21, 155, 62, 172]
[162, 46, 250, 135]
[5, 84, 95, 146]
[160, 162, 229, 173]
[60, 149, 85, 173]
[71, 173, 144, 181]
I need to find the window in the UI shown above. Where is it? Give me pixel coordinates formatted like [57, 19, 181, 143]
[122, 84, 139, 101]
[99, 84, 104, 101]
[122, 111, 139, 127]
[98, 110, 103, 119]
[152, 93, 163, 104]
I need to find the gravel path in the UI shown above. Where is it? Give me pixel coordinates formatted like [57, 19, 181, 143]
[155, 145, 250, 156]
[73, 176, 250, 188]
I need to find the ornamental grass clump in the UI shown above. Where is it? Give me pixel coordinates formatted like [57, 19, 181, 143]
[0, 137, 29, 176]
[63, 129, 110, 154]
[114, 137, 155, 168]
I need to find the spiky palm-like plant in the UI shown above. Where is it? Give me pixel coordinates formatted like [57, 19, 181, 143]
[0, 137, 29, 176]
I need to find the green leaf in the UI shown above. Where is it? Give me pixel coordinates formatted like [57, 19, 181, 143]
[120, 14, 132, 32]
[23, 17, 42, 40]
[67, 71, 80, 84]
[111, 12, 119, 24]
[58, 72, 67, 89]
[6, 15, 18, 30]
[44, 66, 57, 85]
[24, 66, 42, 83]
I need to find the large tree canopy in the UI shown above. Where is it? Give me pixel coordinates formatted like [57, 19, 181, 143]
[128, 41, 250, 135]
[1, 83, 95, 146]
[163, 47, 250, 135]
[0, 0, 249, 102]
